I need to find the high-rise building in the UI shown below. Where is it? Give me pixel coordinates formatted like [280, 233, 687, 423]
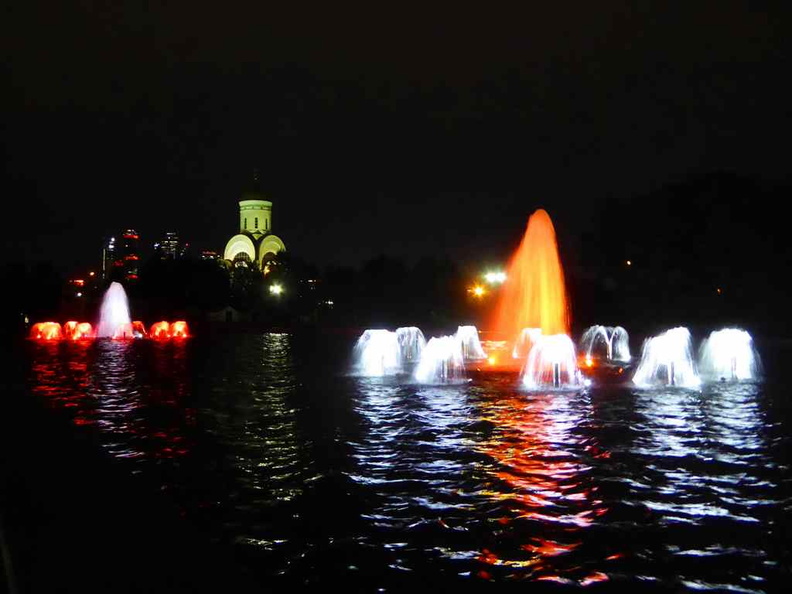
[154, 231, 183, 259]
[120, 229, 140, 281]
[101, 235, 117, 281]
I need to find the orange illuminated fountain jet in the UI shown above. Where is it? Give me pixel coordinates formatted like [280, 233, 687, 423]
[170, 321, 189, 338]
[486, 209, 571, 372]
[63, 321, 94, 340]
[150, 321, 171, 339]
[29, 322, 63, 341]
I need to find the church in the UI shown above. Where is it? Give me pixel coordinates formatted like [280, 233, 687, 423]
[223, 175, 286, 272]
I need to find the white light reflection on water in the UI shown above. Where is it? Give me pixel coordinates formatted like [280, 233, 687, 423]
[630, 381, 780, 590]
[22, 333, 791, 591]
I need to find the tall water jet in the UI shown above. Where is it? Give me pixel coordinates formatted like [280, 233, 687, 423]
[580, 325, 631, 362]
[413, 335, 467, 384]
[632, 327, 700, 388]
[520, 334, 581, 389]
[96, 282, 133, 339]
[352, 329, 402, 377]
[455, 325, 487, 360]
[396, 326, 426, 363]
[698, 328, 761, 382]
[490, 209, 570, 361]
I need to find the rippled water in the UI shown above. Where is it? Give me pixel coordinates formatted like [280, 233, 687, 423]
[21, 331, 792, 591]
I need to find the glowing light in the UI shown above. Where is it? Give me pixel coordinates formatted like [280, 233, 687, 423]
[470, 285, 486, 297]
[269, 283, 283, 295]
[488, 356, 497, 365]
[490, 209, 569, 348]
[484, 271, 507, 284]
[626, 260, 632, 266]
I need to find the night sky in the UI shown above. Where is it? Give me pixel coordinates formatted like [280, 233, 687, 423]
[3, 1, 790, 275]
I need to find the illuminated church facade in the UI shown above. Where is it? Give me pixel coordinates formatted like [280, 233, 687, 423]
[223, 181, 286, 272]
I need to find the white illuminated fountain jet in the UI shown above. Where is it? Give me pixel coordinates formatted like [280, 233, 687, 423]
[413, 335, 467, 384]
[96, 281, 135, 339]
[698, 328, 762, 382]
[455, 325, 487, 360]
[396, 326, 426, 364]
[632, 327, 701, 388]
[512, 327, 542, 359]
[580, 325, 631, 362]
[352, 329, 402, 377]
[521, 334, 582, 389]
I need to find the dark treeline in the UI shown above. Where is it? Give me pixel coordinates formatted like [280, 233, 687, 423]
[1, 250, 481, 338]
[569, 171, 789, 341]
[3, 171, 789, 341]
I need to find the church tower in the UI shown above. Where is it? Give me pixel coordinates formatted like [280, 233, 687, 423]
[223, 171, 286, 271]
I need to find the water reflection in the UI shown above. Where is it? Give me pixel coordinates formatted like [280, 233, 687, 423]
[20, 334, 791, 591]
[194, 333, 316, 550]
[476, 387, 611, 585]
[628, 381, 781, 590]
[29, 339, 193, 461]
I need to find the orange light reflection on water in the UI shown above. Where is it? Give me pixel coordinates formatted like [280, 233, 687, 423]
[475, 391, 614, 584]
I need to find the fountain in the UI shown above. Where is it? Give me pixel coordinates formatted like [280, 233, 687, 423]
[698, 328, 761, 382]
[96, 281, 134, 339]
[632, 327, 701, 388]
[455, 325, 487, 360]
[352, 329, 402, 377]
[396, 326, 426, 363]
[512, 327, 542, 359]
[29, 321, 63, 340]
[486, 208, 573, 381]
[521, 334, 582, 389]
[490, 209, 570, 347]
[413, 335, 467, 384]
[580, 325, 631, 362]
[63, 321, 95, 340]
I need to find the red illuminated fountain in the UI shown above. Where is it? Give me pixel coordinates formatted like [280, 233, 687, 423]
[28, 281, 190, 342]
[484, 209, 581, 387]
[486, 210, 569, 364]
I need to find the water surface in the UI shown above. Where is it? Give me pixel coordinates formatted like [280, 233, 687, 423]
[18, 331, 792, 592]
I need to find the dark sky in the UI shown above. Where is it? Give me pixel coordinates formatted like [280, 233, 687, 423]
[3, 1, 790, 275]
